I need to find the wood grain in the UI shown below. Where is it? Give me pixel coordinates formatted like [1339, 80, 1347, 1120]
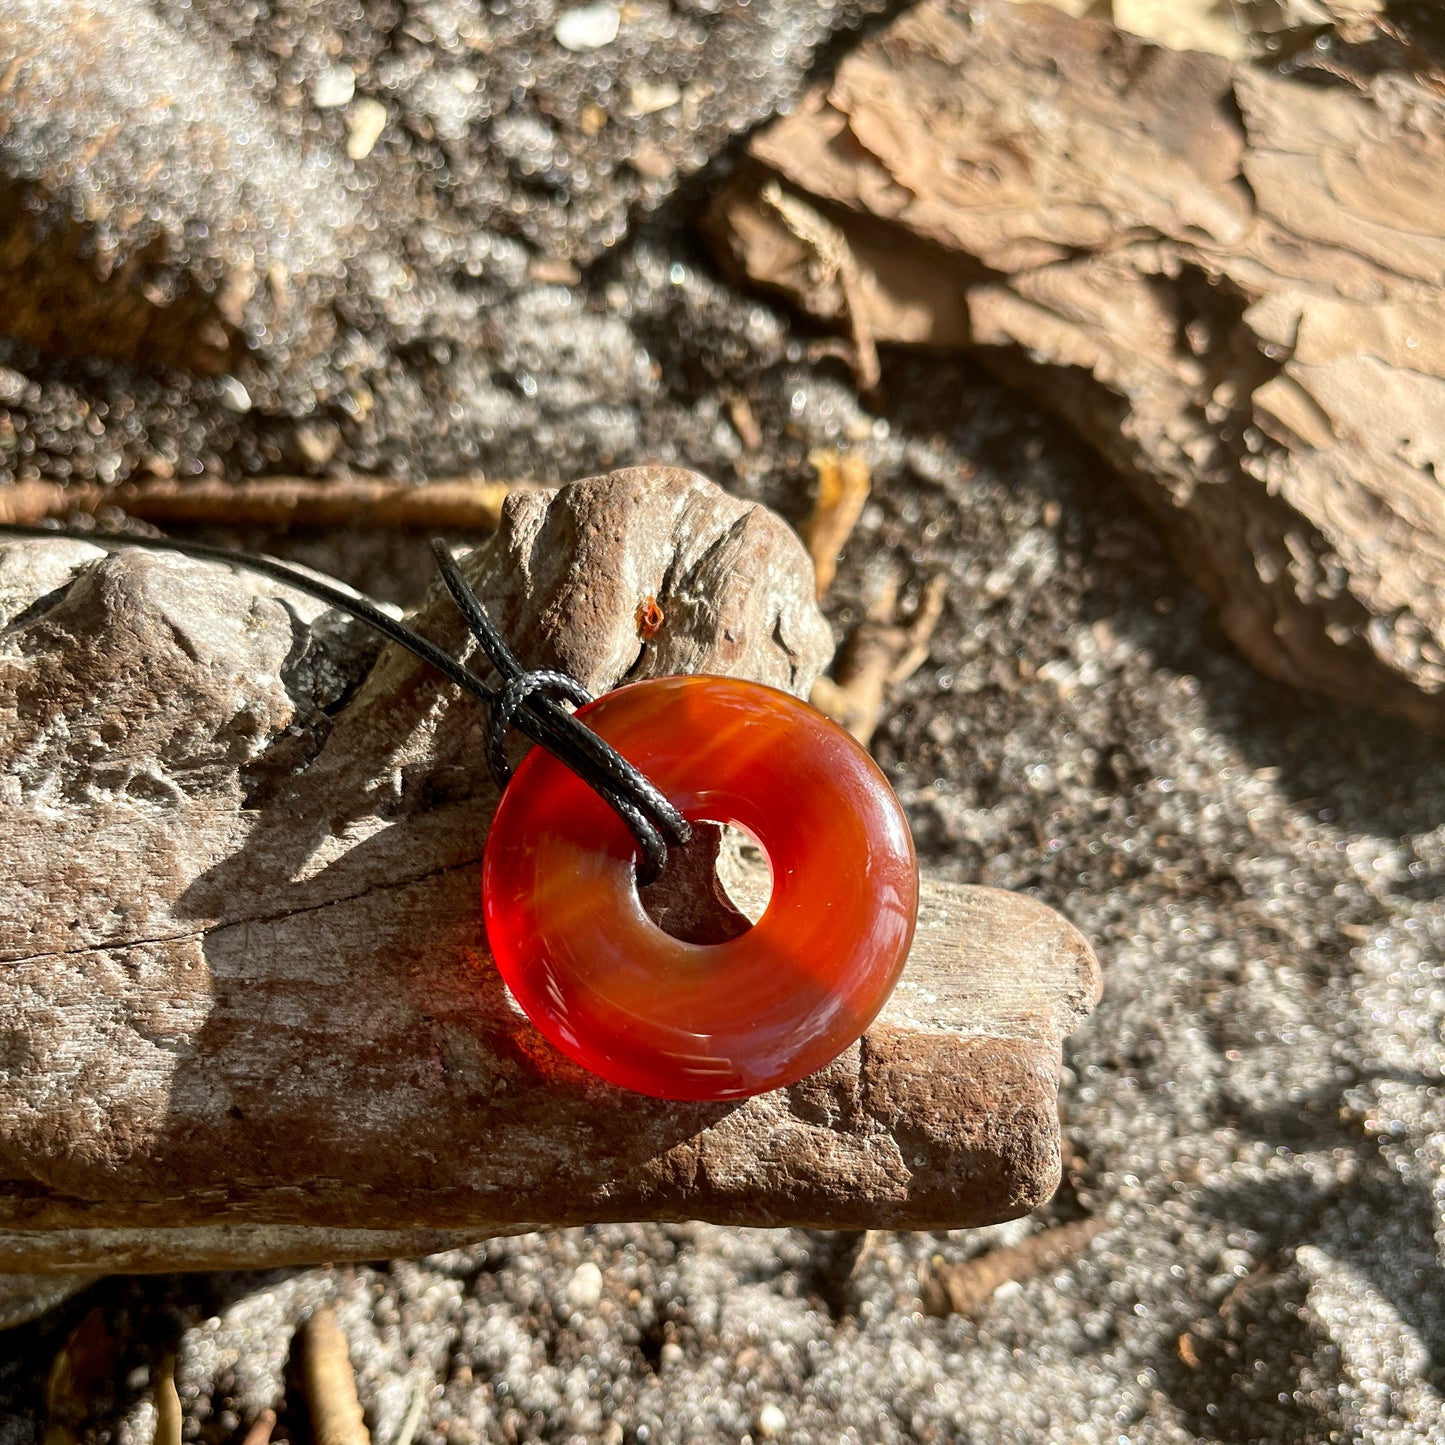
[704, 0, 1445, 728]
[0, 468, 1099, 1276]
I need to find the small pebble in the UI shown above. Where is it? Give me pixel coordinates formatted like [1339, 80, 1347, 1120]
[626, 142, 675, 181]
[216, 375, 251, 413]
[291, 419, 340, 468]
[311, 66, 355, 109]
[565, 1261, 604, 1309]
[629, 82, 681, 115]
[757, 1403, 787, 1438]
[0, 367, 27, 404]
[345, 98, 388, 160]
[554, 2, 620, 52]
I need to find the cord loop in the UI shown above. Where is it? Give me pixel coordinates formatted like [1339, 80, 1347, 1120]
[427, 539, 691, 878]
[486, 669, 594, 789]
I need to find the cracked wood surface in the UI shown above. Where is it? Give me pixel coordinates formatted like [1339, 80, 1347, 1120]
[704, 0, 1445, 729]
[0, 467, 1099, 1274]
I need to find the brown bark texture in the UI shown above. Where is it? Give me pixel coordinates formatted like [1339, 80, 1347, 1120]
[703, 0, 1445, 729]
[0, 467, 1100, 1275]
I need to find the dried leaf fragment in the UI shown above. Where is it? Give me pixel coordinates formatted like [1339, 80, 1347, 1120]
[802, 448, 871, 599]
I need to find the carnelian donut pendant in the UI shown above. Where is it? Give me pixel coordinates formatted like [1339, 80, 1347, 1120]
[483, 675, 919, 1100]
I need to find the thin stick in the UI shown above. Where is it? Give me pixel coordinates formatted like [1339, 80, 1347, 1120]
[811, 574, 948, 746]
[0, 476, 534, 531]
[919, 1217, 1106, 1317]
[239, 1408, 277, 1445]
[391, 1376, 428, 1445]
[154, 1357, 183, 1445]
[302, 1307, 371, 1445]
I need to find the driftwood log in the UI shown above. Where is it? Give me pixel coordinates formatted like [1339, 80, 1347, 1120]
[704, 0, 1445, 729]
[0, 468, 1099, 1282]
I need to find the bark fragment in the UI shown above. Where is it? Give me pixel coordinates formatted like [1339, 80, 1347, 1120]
[704, 0, 1445, 728]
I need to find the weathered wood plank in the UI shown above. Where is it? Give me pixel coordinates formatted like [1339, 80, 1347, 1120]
[0, 468, 1099, 1274]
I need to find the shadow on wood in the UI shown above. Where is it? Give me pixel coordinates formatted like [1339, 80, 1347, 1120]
[0, 468, 1099, 1281]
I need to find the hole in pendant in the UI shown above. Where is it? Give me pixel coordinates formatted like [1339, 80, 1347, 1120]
[638, 820, 773, 945]
[713, 823, 771, 923]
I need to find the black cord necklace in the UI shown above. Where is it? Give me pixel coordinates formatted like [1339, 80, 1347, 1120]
[0, 521, 691, 879]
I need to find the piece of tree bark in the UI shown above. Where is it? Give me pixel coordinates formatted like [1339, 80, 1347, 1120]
[703, 0, 1445, 730]
[0, 466, 1099, 1279]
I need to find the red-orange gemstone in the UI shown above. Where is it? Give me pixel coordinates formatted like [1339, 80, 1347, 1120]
[483, 675, 918, 1099]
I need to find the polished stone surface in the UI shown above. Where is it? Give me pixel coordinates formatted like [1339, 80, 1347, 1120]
[484, 675, 918, 1099]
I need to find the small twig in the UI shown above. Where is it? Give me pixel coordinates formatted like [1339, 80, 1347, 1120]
[886, 575, 948, 687]
[725, 391, 764, 452]
[762, 180, 881, 395]
[153, 1357, 183, 1445]
[811, 573, 948, 746]
[919, 1217, 1106, 1317]
[302, 1307, 371, 1445]
[390, 1374, 428, 1445]
[802, 448, 871, 600]
[240, 1408, 277, 1445]
[851, 1228, 881, 1277]
[0, 475, 534, 531]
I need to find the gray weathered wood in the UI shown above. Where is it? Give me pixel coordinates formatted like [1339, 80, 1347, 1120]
[0, 467, 1099, 1277]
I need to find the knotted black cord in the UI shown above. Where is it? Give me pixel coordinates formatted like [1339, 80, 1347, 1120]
[486, 669, 593, 787]
[426, 541, 690, 862]
[0, 521, 690, 879]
